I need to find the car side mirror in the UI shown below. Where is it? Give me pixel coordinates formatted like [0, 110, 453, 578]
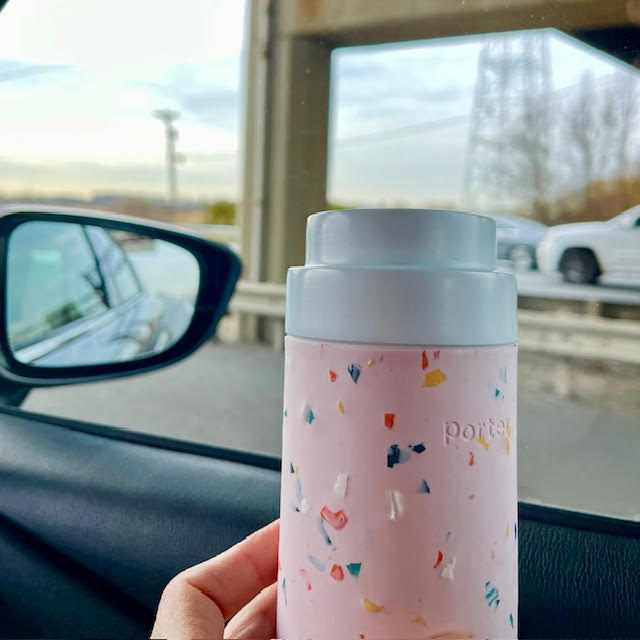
[0, 205, 241, 394]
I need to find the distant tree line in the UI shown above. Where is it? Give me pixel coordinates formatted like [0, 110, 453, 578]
[500, 70, 640, 224]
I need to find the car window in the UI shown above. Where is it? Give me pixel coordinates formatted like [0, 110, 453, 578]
[85, 226, 142, 304]
[113, 260, 141, 303]
[7, 221, 108, 351]
[2, 1, 639, 522]
[84, 226, 116, 260]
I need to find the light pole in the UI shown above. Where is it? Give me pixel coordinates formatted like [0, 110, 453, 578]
[153, 108, 181, 218]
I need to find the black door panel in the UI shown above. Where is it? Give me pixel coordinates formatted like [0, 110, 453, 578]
[0, 514, 148, 638]
[0, 407, 638, 639]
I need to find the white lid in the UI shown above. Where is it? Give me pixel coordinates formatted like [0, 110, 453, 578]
[286, 209, 517, 346]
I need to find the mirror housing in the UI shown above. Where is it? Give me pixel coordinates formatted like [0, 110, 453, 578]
[0, 205, 241, 392]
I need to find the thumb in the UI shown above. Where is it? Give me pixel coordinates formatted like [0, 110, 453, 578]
[224, 582, 277, 639]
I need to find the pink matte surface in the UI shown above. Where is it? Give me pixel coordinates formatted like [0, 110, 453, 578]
[277, 337, 518, 640]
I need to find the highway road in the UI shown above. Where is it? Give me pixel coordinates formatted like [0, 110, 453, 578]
[24, 341, 640, 523]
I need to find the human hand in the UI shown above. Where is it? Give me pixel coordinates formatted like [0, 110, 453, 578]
[151, 520, 279, 639]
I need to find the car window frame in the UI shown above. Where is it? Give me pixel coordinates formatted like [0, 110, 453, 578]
[86, 228, 144, 307]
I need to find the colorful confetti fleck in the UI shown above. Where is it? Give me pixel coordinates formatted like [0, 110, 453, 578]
[308, 555, 325, 572]
[289, 462, 294, 473]
[417, 479, 431, 494]
[469, 451, 475, 466]
[387, 443, 425, 468]
[434, 350, 441, 360]
[433, 551, 443, 570]
[468, 494, 475, 500]
[348, 363, 361, 383]
[329, 369, 337, 382]
[499, 367, 507, 384]
[363, 598, 382, 613]
[284, 409, 288, 417]
[506, 420, 512, 456]
[303, 402, 315, 424]
[367, 357, 375, 367]
[505, 524, 509, 539]
[337, 400, 345, 414]
[384, 413, 395, 430]
[485, 581, 500, 608]
[422, 369, 447, 387]
[282, 578, 287, 605]
[411, 615, 429, 627]
[334, 473, 349, 498]
[441, 557, 456, 580]
[300, 568, 311, 591]
[477, 436, 489, 451]
[509, 613, 514, 629]
[346, 562, 362, 578]
[317, 516, 334, 547]
[387, 490, 405, 521]
[494, 387, 502, 399]
[422, 350, 429, 370]
[387, 444, 410, 468]
[295, 466, 299, 475]
[330, 564, 344, 581]
[320, 505, 348, 530]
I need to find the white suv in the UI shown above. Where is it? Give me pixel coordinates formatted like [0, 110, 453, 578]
[536, 205, 640, 284]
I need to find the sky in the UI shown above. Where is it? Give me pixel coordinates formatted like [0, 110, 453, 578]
[0, 0, 637, 207]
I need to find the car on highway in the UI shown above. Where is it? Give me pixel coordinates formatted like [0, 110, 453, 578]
[537, 205, 640, 284]
[491, 215, 548, 269]
[6, 219, 196, 367]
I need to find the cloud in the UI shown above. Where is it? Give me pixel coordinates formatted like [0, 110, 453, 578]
[328, 43, 479, 205]
[331, 47, 478, 138]
[144, 61, 240, 133]
[328, 121, 470, 207]
[0, 59, 72, 83]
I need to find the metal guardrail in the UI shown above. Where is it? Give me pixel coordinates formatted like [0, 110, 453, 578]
[229, 281, 287, 317]
[229, 280, 640, 364]
[518, 310, 640, 364]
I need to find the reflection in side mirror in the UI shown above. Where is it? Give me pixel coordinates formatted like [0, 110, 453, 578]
[6, 220, 200, 367]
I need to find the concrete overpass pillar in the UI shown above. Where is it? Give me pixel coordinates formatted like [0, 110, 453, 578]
[240, 0, 330, 286]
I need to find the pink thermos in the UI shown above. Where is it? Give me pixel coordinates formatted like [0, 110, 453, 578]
[277, 209, 518, 639]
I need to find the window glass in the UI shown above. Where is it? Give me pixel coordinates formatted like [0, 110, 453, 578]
[85, 226, 142, 304]
[113, 260, 142, 304]
[4, 2, 639, 521]
[327, 31, 640, 521]
[7, 221, 108, 351]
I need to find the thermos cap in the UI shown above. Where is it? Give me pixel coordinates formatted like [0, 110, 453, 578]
[286, 209, 517, 346]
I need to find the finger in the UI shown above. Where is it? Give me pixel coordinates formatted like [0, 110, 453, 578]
[151, 520, 279, 640]
[152, 574, 225, 640]
[185, 519, 279, 619]
[224, 582, 277, 639]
